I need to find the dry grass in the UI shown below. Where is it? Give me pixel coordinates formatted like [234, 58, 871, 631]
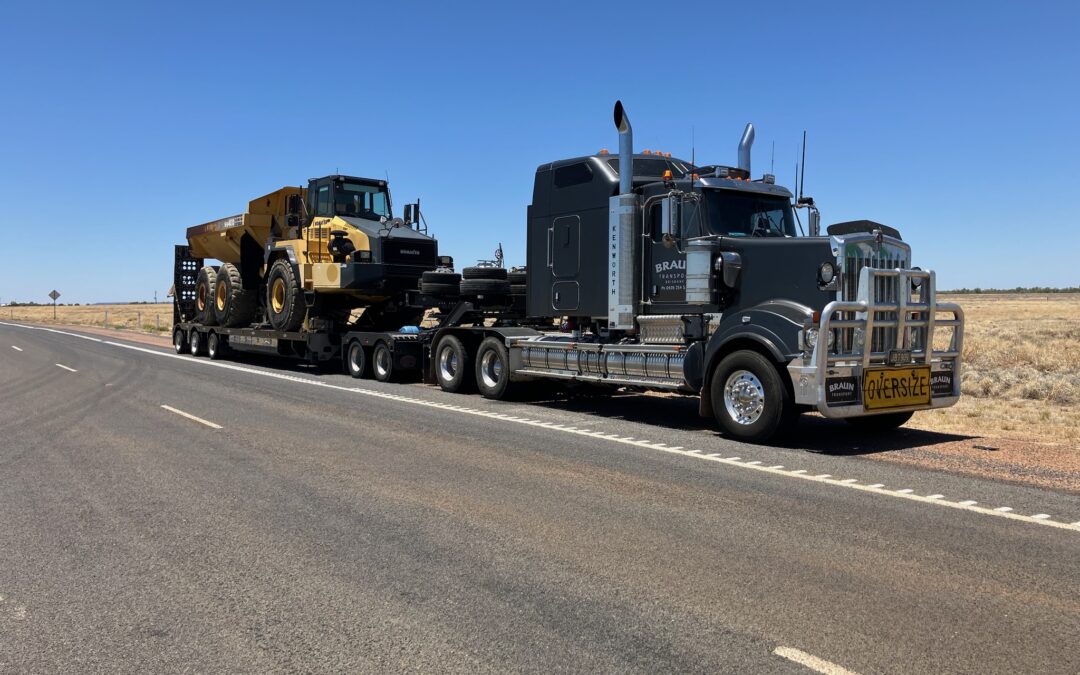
[3, 303, 173, 333]
[908, 293, 1080, 444]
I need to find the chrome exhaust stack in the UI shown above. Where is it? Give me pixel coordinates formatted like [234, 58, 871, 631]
[614, 100, 633, 195]
[737, 123, 755, 174]
[608, 101, 637, 330]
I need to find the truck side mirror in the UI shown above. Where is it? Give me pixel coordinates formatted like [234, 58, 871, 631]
[403, 204, 414, 225]
[661, 195, 680, 247]
[809, 209, 820, 237]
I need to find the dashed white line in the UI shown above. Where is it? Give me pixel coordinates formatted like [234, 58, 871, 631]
[960, 500, 978, 506]
[927, 494, 944, 500]
[54, 363, 77, 373]
[773, 646, 860, 675]
[3, 322, 1076, 535]
[160, 405, 222, 429]
[11, 345, 22, 351]
[897, 488, 914, 494]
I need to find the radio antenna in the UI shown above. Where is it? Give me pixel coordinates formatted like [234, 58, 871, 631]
[690, 126, 696, 189]
[770, 141, 775, 174]
[798, 130, 807, 201]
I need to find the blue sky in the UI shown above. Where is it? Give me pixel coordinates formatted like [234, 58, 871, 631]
[0, 0, 1077, 303]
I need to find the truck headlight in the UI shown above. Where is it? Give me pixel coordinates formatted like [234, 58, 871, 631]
[818, 261, 836, 285]
[910, 266, 923, 289]
[803, 327, 835, 352]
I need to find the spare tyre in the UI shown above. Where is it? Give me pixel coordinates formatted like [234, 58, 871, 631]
[460, 278, 510, 296]
[507, 270, 527, 285]
[462, 266, 507, 280]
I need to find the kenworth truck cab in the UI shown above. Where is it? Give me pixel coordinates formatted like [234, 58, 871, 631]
[430, 101, 964, 443]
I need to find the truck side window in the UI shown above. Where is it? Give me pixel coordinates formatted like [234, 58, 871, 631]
[553, 162, 593, 188]
[649, 203, 663, 241]
[317, 185, 330, 216]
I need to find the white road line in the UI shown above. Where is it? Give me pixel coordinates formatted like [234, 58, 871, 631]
[927, 494, 944, 500]
[995, 507, 1013, 513]
[160, 405, 223, 429]
[11, 345, 22, 351]
[960, 500, 978, 506]
[773, 646, 860, 675]
[55, 363, 77, 373]
[1032, 514, 1051, 520]
[897, 489, 914, 494]
[4, 323, 1076, 535]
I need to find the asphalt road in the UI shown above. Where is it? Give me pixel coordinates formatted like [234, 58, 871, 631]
[1, 322, 1077, 674]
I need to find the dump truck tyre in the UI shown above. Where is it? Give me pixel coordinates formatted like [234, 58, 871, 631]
[710, 350, 796, 443]
[435, 335, 474, 393]
[214, 262, 258, 327]
[267, 259, 305, 331]
[195, 266, 219, 326]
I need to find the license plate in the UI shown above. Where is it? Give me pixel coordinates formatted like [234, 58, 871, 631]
[863, 366, 932, 411]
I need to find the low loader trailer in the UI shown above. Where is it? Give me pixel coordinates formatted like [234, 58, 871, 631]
[174, 102, 964, 443]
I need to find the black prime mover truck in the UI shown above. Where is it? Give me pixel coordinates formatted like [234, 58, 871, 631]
[174, 101, 964, 443]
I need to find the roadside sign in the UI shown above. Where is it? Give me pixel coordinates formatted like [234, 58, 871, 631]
[49, 290, 60, 301]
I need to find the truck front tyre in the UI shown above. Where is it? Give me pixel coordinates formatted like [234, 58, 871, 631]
[195, 266, 219, 326]
[373, 343, 394, 382]
[267, 259, 305, 332]
[215, 262, 258, 327]
[844, 411, 913, 433]
[710, 350, 796, 443]
[346, 341, 369, 379]
[475, 337, 511, 400]
[435, 336, 474, 393]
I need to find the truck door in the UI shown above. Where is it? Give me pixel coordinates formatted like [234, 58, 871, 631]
[643, 201, 688, 306]
[550, 215, 580, 310]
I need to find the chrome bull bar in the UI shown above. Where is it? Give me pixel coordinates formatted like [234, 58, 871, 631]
[790, 267, 965, 418]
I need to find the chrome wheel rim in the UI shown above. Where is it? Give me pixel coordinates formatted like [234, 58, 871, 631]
[723, 369, 765, 426]
[438, 345, 458, 383]
[349, 344, 363, 374]
[479, 349, 502, 389]
[189, 331, 200, 354]
[375, 347, 391, 378]
[174, 331, 183, 352]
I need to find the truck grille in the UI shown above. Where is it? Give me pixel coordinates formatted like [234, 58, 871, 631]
[381, 239, 437, 266]
[839, 243, 909, 354]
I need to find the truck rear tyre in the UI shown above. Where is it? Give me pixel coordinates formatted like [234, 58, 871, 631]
[373, 343, 394, 382]
[173, 327, 188, 354]
[195, 266, 219, 326]
[844, 411, 913, 433]
[188, 328, 204, 356]
[214, 262, 258, 327]
[435, 335, 474, 393]
[267, 259, 305, 332]
[346, 341, 369, 379]
[710, 350, 796, 443]
[475, 336, 511, 400]
[460, 278, 511, 296]
[206, 331, 227, 360]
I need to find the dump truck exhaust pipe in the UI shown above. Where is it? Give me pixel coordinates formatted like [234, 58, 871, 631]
[614, 100, 633, 194]
[738, 123, 755, 174]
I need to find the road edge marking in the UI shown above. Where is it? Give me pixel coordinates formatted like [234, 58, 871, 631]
[55, 363, 77, 373]
[773, 646, 860, 675]
[160, 404, 223, 430]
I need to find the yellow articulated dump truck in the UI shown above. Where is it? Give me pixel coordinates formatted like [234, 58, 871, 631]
[173, 174, 457, 370]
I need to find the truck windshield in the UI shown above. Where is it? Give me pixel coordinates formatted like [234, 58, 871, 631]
[702, 189, 797, 237]
[336, 182, 390, 219]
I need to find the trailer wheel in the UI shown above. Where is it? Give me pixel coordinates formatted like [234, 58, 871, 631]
[710, 350, 795, 443]
[435, 335, 474, 393]
[346, 341, 369, 379]
[173, 327, 188, 355]
[475, 337, 511, 400]
[195, 266, 219, 326]
[845, 411, 913, 433]
[206, 332, 227, 360]
[267, 259, 305, 331]
[189, 328, 204, 356]
[214, 262, 258, 327]
[373, 343, 394, 382]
